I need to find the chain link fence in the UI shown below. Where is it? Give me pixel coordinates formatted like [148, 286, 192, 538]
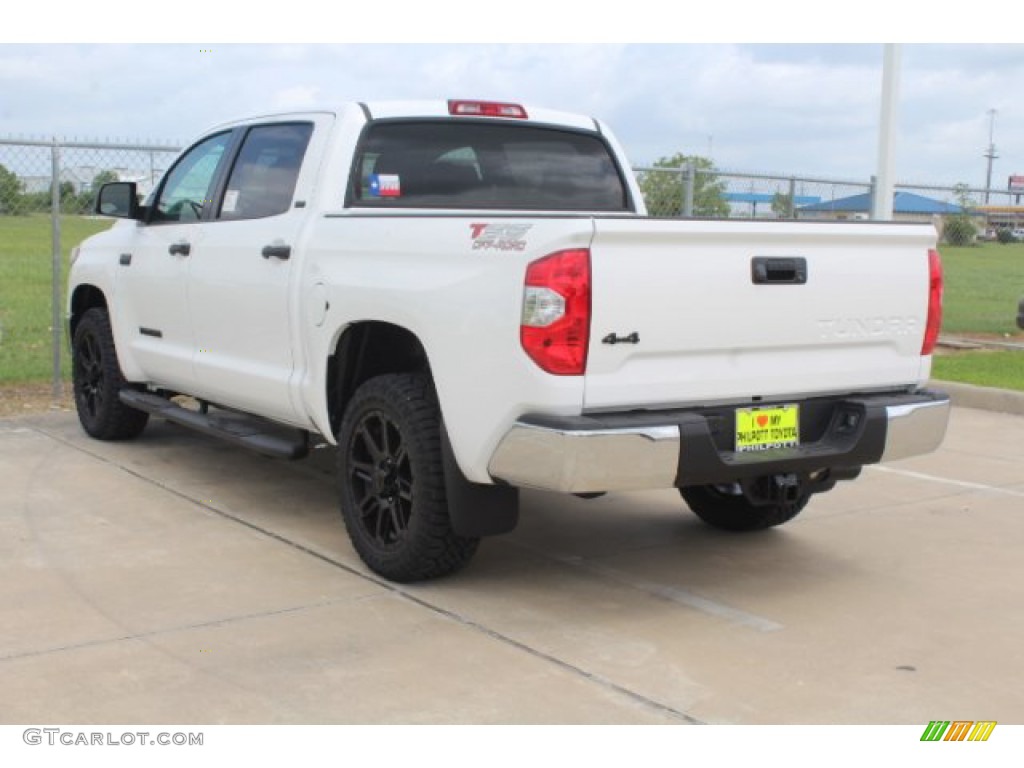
[2, 135, 1022, 395]
[0, 138, 181, 394]
[636, 165, 1024, 221]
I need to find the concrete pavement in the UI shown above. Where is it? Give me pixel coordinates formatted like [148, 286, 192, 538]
[1, 405, 1022, 724]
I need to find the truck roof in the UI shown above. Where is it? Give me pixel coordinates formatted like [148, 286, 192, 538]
[362, 100, 600, 132]
[205, 100, 601, 135]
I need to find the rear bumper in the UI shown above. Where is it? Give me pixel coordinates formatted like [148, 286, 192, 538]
[487, 390, 950, 493]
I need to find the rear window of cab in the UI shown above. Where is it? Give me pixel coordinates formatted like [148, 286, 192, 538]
[348, 121, 631, 212]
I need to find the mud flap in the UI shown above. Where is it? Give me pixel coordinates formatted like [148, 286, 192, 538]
[441, 425, 519, 537]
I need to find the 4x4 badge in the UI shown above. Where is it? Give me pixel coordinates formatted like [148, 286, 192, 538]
[602, 332, 639, 345]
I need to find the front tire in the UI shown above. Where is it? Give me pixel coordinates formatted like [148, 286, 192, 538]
[337, 373, 479, 582]
[71, 308, 149, 440]
[680, 482, 809, 532]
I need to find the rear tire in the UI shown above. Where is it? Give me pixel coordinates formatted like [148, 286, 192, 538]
[680, 482, 809, 532]
[336, 373, 479, 582]
[71, 308, 149, 440]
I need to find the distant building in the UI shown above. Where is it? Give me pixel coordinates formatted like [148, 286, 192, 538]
[19, 167, 158, 197]
[975, 205, 1024, 233]
[723, 192, 822, 218]
[797, 191, 965, 223]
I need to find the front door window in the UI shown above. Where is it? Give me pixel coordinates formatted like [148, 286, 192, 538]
[152, 132, 232, 223]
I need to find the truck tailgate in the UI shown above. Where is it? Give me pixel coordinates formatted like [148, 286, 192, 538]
[585, 219, 936, 410]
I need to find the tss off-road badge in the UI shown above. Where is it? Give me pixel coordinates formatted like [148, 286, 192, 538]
[469, 222, 532, 251]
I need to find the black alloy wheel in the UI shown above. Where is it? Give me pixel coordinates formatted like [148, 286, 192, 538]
[337, 374, 479, 582]
[71, 308, 149, 440]
[348, 408, 414, 548]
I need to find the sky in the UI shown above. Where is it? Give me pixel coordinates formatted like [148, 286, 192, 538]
[3, 5, 1022, 190]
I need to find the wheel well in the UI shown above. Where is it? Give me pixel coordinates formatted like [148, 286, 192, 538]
[69, 285, 108, 337]
[327, 322, 430, 435]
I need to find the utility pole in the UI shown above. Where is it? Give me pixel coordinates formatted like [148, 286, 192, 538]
[983, 108, 998, 204]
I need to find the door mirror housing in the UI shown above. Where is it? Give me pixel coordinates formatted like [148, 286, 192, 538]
[95, 182, 141, 219]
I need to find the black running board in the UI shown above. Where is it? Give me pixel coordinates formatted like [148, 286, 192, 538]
[119, 390, 310, 460]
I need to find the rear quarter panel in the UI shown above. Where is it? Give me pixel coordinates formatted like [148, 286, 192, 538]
[299, 214, 596, 482]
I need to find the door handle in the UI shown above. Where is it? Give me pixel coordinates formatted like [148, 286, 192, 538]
[168, 241, 191, 257]
[262, 244, 292, 260]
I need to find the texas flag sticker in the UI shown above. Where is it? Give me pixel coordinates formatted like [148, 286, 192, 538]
[369, 174, 401, 197]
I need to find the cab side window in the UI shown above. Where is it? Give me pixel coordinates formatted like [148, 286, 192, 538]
[151, 132, 232, 223]
[218, 123, 313, 220]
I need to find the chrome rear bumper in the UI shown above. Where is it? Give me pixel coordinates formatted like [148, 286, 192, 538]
[488, 390, 950, 494]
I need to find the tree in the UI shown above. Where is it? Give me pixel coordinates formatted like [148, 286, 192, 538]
[24, 180, 79, 213]
[59, 180, 77, 204]
[75, 170, 121, 213]
[91, 169, 120, 188]
[0, 163, 25, 215]
[771, 191, 795, 219]
[942, 183, 978, 246]
[21, 190, 52, 213]
[637, 153, 729, 218]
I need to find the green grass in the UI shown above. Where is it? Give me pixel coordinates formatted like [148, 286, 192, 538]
[932, 351, 1024, 392]
[0, 215, 112, 383]
[933, 242, 1024, 391]
[938, 242, 1024, 336]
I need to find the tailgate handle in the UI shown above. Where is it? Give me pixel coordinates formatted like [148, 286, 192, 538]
[752, 257, 806, 285]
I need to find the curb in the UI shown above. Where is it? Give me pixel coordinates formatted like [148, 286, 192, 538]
[938, 335, 1024, 352]
[931, 379, 1024, 417]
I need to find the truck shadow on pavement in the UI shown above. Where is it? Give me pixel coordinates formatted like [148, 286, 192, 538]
[75, 418, 860, 613]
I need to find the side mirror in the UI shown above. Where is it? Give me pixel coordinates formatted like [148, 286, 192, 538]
[95, 182, 140, 219]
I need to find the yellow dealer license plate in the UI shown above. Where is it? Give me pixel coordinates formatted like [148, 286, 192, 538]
[735, 405, 800, 453]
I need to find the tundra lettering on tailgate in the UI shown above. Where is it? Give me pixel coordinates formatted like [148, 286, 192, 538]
[817, 315, 918, 340]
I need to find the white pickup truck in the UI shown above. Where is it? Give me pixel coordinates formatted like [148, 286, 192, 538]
[69, 99, 950, 582]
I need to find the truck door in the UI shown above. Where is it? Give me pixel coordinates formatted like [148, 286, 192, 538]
[117, 131, 233, 392]
[186, 120, 321, 424]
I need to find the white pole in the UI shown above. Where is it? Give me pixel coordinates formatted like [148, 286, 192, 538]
[872, 44, 901, 221]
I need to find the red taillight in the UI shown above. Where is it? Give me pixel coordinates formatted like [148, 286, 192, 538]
[921, 248, 943, 355]
[448, 100, 528, 119]
[521, 249, 591, 375]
